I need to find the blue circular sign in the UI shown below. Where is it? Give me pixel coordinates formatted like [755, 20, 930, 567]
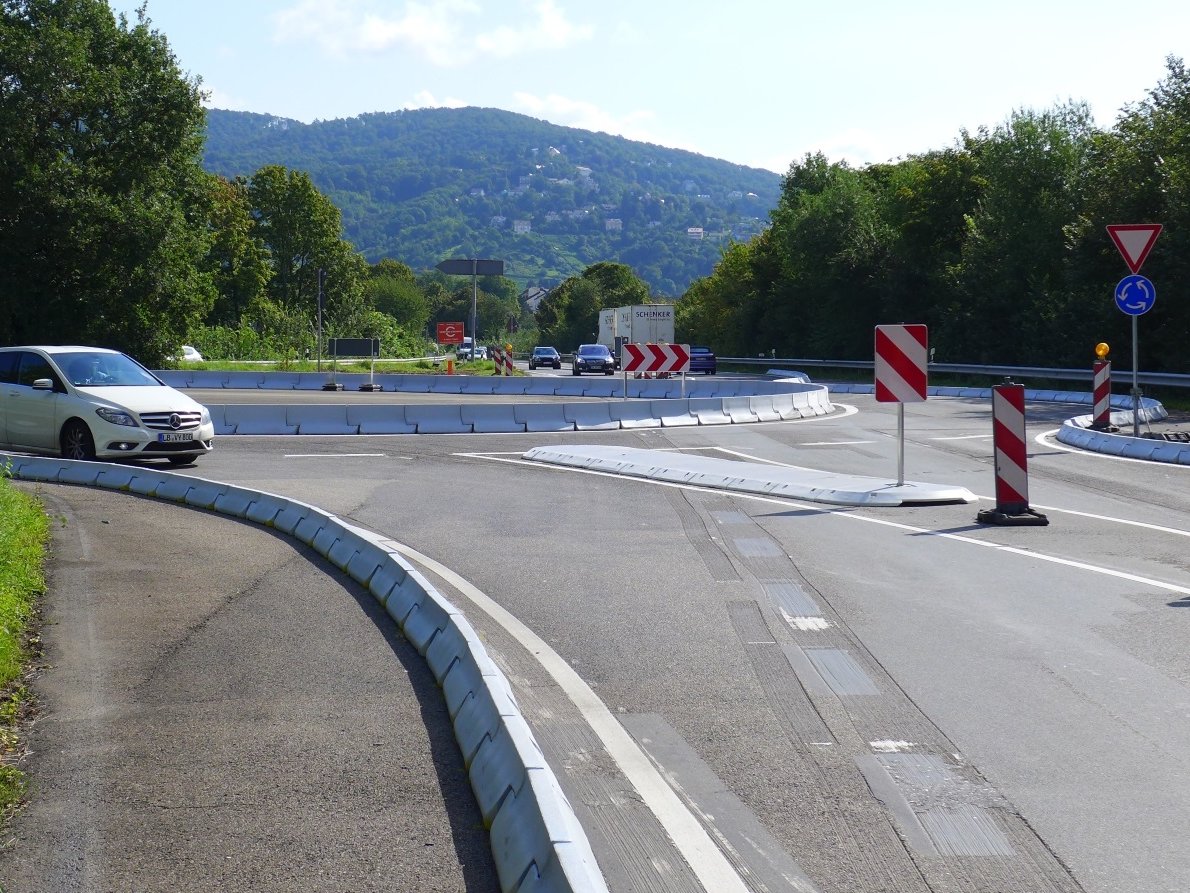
[1114, 274, 1156, 315]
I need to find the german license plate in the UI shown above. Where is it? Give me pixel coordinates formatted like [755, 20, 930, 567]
[158, 432, 194, 443]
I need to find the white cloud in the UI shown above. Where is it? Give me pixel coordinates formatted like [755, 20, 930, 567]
[406, 90, 468, 109]
[511, 92, 657, 143]
[273, 0, 590, 66]
[474, 0, 594, 58]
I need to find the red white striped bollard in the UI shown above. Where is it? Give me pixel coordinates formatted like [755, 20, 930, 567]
[1091, 360, 1113, 430]
[502, 349, 514, 376]
[490, 347, 503, 375]
[976, 381, 1049, 526]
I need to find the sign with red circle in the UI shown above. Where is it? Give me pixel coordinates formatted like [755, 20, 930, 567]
[437, 321, 464, 345]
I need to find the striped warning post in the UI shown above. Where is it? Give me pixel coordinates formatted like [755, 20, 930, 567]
[874, 324, 927, 403]
[501, 349, 514, 376]
[1092, 360, 1112, 429]
[977, 382, 1048, 526]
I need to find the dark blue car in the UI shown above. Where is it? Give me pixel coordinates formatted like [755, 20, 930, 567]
[689, 346, 717, 375]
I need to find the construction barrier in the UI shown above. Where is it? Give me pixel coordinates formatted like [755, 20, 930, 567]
[976, 382, 1049, 526]
[1092, 360, 1113, 430]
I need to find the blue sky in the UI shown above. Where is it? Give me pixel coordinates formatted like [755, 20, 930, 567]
[107, 0, 1189, 174]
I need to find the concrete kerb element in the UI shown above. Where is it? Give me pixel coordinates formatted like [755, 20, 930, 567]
[461, 404, 526, 434]
[565, 402, 618, 431]
[522, 445, 977, 507]
[346, 405, 416, 435]
[515, 403, 575, 433]
[288, 404, 357, 435]
[405, 405, 470, 434]
[2, 453, 609, 893]
[1057, 403, 1190, 465]
[223, 404, 297, 435]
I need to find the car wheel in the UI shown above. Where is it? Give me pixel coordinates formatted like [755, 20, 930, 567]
[60, 420, 96, 461]
[553, 362, 560, 369]
[604, 369, 614, 375]
[528, 362, 535, 370]
[572, 368, 580, 376]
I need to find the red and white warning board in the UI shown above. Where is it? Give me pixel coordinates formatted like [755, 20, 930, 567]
[874, 324, 928, 403]
[622, 343, 690, 374]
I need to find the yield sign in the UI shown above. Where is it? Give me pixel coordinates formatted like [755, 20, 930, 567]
[1106, 224, 1162, 274]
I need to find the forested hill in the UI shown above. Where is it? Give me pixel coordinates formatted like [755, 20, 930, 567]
[202, 106, 783, 295]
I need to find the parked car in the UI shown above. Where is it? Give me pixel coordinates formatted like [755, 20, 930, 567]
[0, 346, 215, 464]
[180, 345, 203, 362]
[689, 346, 717, 375]
[571, 343, 616, 375]
[473, 345, 489, 360]
[528, 346, 562, 370]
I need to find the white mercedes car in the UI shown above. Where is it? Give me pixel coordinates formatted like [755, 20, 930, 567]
[0, 346, 215, 464]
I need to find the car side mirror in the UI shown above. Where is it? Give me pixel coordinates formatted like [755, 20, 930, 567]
[32, 378, 53, 390]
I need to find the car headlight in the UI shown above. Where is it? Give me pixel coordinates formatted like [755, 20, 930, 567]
[200, 407, 211, 425]
[95, 406, 138, 427]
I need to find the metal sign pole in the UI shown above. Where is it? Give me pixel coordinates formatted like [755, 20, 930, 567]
[1132, 315, 1140, 438]
[897, 403, 905, 486]
[471, 260, 478, 359]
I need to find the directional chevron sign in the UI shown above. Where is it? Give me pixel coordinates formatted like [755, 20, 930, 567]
[874, 324, 928, 403]
[622, 342, 691, 374]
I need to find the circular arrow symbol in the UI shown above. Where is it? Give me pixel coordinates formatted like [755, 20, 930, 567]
[1114, 274, 1156, 316]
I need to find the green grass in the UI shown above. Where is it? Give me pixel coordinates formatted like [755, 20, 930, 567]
[0, 465, 50, 815]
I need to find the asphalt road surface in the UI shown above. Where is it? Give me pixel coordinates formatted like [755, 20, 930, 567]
[0, 485, 498, 893]
[5, 390, 1190, 893]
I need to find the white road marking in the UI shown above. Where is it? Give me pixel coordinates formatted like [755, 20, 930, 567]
[800, 441, 877, 446]
[931, 434, 994, 441]
[471, 454, 1190, 597]
[387, 543, 753, 893]
[284, 452, 388, 458]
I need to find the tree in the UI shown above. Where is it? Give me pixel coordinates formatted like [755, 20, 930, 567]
[0, 0, 214, 364]
[246, 165, 369, 349]
[203, 175, 272, 326]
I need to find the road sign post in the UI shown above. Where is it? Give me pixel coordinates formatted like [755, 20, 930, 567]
[436, 259, 505, 363]
[1106, 224, 1161, 437]
[874, 324, 928, 486]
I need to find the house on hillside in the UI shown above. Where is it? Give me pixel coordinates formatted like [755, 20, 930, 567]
[687, 227, 705, 240]
[513, 220, 532, 234]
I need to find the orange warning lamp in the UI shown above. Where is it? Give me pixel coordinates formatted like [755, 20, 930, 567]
[1095, 342, 1110, 359]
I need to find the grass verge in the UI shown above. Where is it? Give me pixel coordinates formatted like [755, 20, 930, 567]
[0, 463, 50, 817]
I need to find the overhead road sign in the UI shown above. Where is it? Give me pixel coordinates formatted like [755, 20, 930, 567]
[436, 258, 505, 276]
[1106, 224, 1162, 274]
[1114, 275, 1156, 316]
[874, 324, 928, 403]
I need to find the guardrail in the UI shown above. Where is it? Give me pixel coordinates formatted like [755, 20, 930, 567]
[720, 357, 1190, 389]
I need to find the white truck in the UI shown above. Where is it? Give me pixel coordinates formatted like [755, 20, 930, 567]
[598, 304, 676, 365]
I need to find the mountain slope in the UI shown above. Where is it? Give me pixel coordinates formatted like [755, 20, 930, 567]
[202, 106, 783, 295]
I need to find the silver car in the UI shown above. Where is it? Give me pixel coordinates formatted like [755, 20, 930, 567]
[0, 346, 215, 464]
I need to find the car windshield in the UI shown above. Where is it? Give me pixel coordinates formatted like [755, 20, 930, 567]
[578, 345, 609, 356]
[53, 351, 161, 387]
[534, 348, 555, 355]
